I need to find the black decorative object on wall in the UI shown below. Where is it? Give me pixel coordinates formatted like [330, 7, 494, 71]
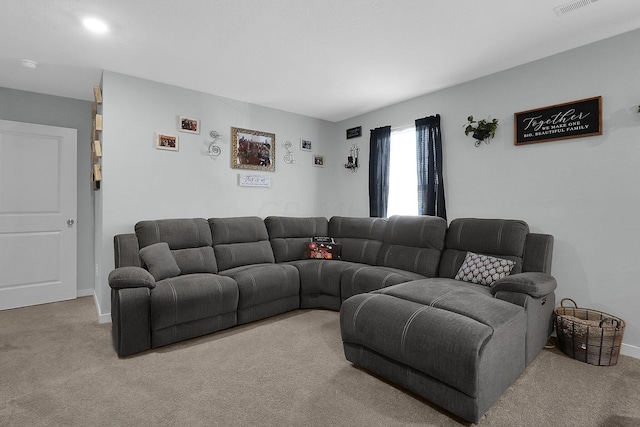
[346, 126, 362, 139]
[344, 143, 359, 172]
[514, 96, 602, 146]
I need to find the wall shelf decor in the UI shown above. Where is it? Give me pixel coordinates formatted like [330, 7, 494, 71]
[93, 86, 102, 104]
[91, 85, 103, 191]
[91, 163, 101, 190]
[95, 114, 103, 132]
[208, 130, 222, 157]
[283, 141, 295, 164]
[91, 140, 102, 160]
[344, 143, 359, 172]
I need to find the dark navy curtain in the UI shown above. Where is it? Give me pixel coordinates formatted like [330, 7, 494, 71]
[415, 115, 446, 220]
[368, 126, 391, 218]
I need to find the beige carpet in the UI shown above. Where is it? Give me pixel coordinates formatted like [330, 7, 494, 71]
[1, 297, 639, 427]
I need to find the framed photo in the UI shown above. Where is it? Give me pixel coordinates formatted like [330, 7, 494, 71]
[300, 138, 312, 151]
[312, 154, 325, 167]
[231, 127, 275, 172]
[156, 133, 179, 151]
[178, 116, 200, 134]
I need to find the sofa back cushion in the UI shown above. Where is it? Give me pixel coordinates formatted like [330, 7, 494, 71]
[264, 216, 329, 262]
[328, 216, 386, 265]
[209, 216, 275, 271]
[376, 215, 447, 277]
[438, 218, 529, 278]
[135, 218, 218, 275]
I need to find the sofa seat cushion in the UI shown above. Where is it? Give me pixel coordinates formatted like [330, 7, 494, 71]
[288, 259, 350, 295]
[340, 264, 426, 300]
[150, 273, 238, 331]
[341, 280, 526, 397]
[218, 264, 300, 310]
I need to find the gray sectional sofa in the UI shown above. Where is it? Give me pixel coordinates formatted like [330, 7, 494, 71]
[109, 214, 555, 423]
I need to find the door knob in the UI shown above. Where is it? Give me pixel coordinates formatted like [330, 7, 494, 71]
[67, 219, 75, 226]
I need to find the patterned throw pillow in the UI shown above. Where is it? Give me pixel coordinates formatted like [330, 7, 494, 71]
[454, 252, 515, 286]
[303, 239, 342, 260]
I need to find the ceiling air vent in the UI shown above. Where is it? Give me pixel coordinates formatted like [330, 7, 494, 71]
[554, 0, 600, 16]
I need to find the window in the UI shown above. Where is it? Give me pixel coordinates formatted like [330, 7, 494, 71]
[387, 126, 418, 217]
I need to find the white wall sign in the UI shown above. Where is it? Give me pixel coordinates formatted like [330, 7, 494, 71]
[238, 174, 271, 188]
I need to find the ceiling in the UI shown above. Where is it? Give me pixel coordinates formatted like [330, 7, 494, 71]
[2, 0, 640, 122]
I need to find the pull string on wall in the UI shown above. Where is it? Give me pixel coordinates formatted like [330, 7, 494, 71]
[208, 130, 222, 156]
[283, 140, 295, 164]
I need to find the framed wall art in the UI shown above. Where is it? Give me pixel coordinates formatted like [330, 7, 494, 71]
[156, 133, 179, 151]
[346, 126, 362, 139]
[231, 127, 275, 172]
[313, 154, 325, 167]
[300, 138, 312, 151]
[178, 116, 200, 134]
[514, 96, 602, 146]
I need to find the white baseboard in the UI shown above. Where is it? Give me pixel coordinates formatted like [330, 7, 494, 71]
[621, 343, 640, 360]
[91, 292, 111, 324]
[77, 288, 94, 298]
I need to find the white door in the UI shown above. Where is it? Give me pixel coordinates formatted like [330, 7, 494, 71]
[0, 119, 77, 310]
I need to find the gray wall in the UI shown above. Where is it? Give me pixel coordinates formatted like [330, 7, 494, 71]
[330, 28, 640, 356]
[94, 71, 335, 319]
[0, 87, 95, 296]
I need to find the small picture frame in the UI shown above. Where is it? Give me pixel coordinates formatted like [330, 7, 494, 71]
[156, 133, 179, 151]
[178, 116, 200, 134]
[313, 154, 324, 167]
[300, 138, 312, 151]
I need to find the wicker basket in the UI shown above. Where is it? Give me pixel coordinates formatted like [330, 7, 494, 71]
[554, 298, 625, 366]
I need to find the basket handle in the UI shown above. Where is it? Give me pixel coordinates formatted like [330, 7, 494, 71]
[599, 317, 621, 328]
[560, 298, 578, 308]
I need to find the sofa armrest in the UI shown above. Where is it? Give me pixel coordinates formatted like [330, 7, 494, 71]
[108, 267, 156, 290]
[490, 272, 556, 298]
[111, 287, 152, 357]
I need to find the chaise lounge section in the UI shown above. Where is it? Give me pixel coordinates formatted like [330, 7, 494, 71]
[108, 214, 555, 423]
[340, 218, 555, 423]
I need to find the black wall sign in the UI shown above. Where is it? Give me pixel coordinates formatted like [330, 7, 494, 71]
[346, 126, 362, 139]
[514, 96, 602, 146]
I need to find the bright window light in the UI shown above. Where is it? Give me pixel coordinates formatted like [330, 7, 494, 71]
[387, 126, 418, 217]
[83, 17, 109, 34]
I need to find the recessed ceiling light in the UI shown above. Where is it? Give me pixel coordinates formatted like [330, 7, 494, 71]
[83, 17, 109, 34]
[20, 59, 39, 69]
